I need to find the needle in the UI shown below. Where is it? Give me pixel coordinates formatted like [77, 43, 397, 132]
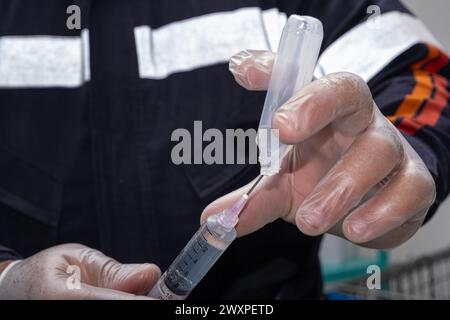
[246, 175, 264, 196]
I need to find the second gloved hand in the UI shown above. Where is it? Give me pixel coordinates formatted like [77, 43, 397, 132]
[0, 243, 160, 299]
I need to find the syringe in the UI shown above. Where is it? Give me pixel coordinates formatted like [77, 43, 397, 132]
[148, 176, 263, 300]
[148, 15, 323, 300]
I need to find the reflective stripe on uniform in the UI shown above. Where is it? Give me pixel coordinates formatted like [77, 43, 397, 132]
[134, 7, 287, 79]
[0, 29, 90, 88]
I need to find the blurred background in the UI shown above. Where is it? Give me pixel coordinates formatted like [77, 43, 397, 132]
[320, 0, 450, 299]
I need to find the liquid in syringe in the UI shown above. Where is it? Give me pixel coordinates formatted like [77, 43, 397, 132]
[148, 176, 263, 300]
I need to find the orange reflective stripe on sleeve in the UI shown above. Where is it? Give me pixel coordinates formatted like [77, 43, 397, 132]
[415, 74, 449, 127]
[388, 44, 450, 135]
[392, 70, 433, 117]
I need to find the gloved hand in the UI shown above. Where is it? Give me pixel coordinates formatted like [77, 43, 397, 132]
[201, 50, 436, 249]
[0, 243, 160, 299]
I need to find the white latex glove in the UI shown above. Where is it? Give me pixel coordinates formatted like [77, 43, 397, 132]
[202, 50, 436, 249]
[0, 243, 160, 299]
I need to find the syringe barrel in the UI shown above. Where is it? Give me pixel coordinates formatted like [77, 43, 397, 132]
[148, 214, 236, 300]
[257, 15, 323, 176]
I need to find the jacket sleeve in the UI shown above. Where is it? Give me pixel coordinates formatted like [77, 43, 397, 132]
[371, 43, 450, 222]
